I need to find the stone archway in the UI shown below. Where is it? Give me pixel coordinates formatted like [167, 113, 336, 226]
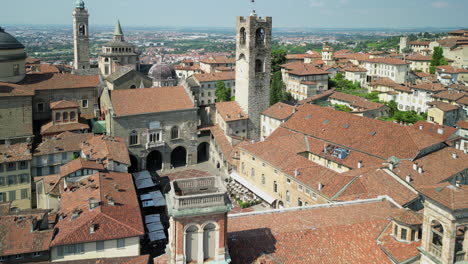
[197, 142, 210, 163]
[128, 155, 139, 173]
[147, 150, 163, 172]
[171, 146, 187, 168]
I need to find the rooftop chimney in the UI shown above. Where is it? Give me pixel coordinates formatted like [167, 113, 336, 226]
[419, 125, 423, 130]
[318, 183, 323, 191]
[90, 223, 97, 234]
[452, 152, 458, 159]
[455, 181, 461, 188]
[406, 175, 412, 183]
[413, 163, 418, 171]
[357, 160, 363, 169]
[437, 128, 444, 135]
[294, 169, 300, 177]
[389, 163, 394, 171]
[418, 166, 423, 174]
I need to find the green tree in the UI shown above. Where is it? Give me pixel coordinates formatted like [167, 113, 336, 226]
[271, 49, 287, 73]
[270, 71, 284, 105]
[401, 47, 413, 54]
[430, 46, 448, 74]
[215, 81, 231, 102]
[386, 100, 398, 117]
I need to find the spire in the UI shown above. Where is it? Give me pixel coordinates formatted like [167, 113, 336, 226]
[113, 20, 125, 41]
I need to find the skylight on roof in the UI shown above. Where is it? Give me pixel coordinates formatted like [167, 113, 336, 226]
[369, 131, 377, 136]
[305, 114, 312, 120]
[343, 124, 349, 128]
[323, 120, 330, 125]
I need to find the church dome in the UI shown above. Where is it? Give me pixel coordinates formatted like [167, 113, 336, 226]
[148, 63, 177, 81]
[0, 27, 25, 50]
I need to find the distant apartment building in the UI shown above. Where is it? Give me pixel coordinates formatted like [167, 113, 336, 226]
[406, 54, 432, 73]
[362, 57, 410, 85]
[199, 56, 235, 73]
[260, 102, 295, 140]
[184, 71, 236, 106]
[0, 143, 32, 210]
[280, 61, 329, 101]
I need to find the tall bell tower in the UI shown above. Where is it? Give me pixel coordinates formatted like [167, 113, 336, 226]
[235, 11, 272, 141]
[73, 0, 90, 70]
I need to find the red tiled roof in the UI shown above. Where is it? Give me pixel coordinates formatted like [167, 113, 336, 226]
[210, 125, 233, 158]
[50, 100, 79, 110]
[280, 61, 329, 76]
[50, 172, 144, 246]
[228, 200, 400, 264]
[281, 104, 442, 160]
[26, 64, 60, 74]
[60, 158, 105, 177]
[363, 57, 409, 65]
[392, 208, 423, 225]
[408, 41, 431, 46]
[216, 101, 248, 122]
[261, 102, 295, 120]
[193, 71, 235, 82]
[34, 132, 94, 155]
[343, 66, 367, 72]
[457, 96, 468, 105]
[0, 143, 32, 163]
[199, 56, 235, 65]
[81, 135, 131, 166]
[411, 121, 457, 142]
[432, 90, 466, 102]
[406, 54, 432, 61]
[51, 255, 150, 264]
[419, 184, 468, 211]
[428, 101, 459, 112]
[18, 73, 100, 90]
[378, 222, 421, 263]
[411, 82, 446, 92]
[329, 92, 385, 111]
[111, 86, 194, 116]
[0, 82, 35, 97]
[0, 211, 54, 256]
[40, 121, 90, 136]
[457, 120, 468, 129]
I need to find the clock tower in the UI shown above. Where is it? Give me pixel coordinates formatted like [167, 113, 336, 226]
[234, 11, 272, 141]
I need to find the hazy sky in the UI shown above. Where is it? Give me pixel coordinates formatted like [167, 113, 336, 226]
[2, 0, 467, 29]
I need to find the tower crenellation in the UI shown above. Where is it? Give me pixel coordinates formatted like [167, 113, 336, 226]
[235, 12, 272, 141]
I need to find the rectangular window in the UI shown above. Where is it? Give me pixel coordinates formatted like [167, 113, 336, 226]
[117, 238, 125, 248]
[0, 164, 3, 172]
[8, 190, 16, 201]
[8, 175, 17, 185]
[312, 192, 317, 200]
[96, 241, 105, 251]
[76, 244, 84, 254]
[0, 192, 5, 202]
[411, 229, 416, 241]
[19, 174, 29, 184]
[129, 134, 138, 145]
[21, 189, 28, 199]
[400, 228, 407, 240]
[18, 161, 27, 170]
[0, 177, 5, 186]
[33, 252, 41, 257]
[57, 246, 64, 256]
[298, 185, 303, 192]
[13, 64, 20, 76]
[37, 103, 45, 112]
[62, 152, 67, 161]
[286, 178, 291, 184]
[48, 154, 55, 164]
[36, 167, 43, 177]
[305, 189, 310, 196]
[7, 162, 16, 171]
[15, 254, 23, 260]
[81, 99, 89, 108]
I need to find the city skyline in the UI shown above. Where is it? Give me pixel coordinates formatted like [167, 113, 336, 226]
[2, 0, 467, 29]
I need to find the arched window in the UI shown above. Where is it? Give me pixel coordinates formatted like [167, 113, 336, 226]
[171, 126, 179, 140]
[129, 131, 139, 145]
[63, 112, 68, 122]
[130, 85, 136, 89]
[238, 53, 246, 61]
[261, 174, 266, 185]
[104, 58, 109, 63]
[255, 59, 263, 73]
[430, 220, 444, 258]
[256, 28, 265, 47]
[185, 225, 198, 263]
[251, 168, 255, 178]
[240, 27, 246, 45]
[203, 223, 217, 260]
[55, 112, 61, 122]
[286, 191, 290, 203]
[70, 111, 76, 121]
[273, 181, 278, 193]
[79, 24, 86, 36]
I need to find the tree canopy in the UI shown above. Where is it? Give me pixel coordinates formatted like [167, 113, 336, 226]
[215, 81, 231, 102]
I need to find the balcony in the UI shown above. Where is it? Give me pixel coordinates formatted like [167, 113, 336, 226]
[146, 141, 164, 150]
[429, 244, 442, 258]
[167, 177, 231, 217]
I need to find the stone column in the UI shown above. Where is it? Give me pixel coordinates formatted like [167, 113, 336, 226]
[197, 229, 204, 264]
[441, 223, 456, 264]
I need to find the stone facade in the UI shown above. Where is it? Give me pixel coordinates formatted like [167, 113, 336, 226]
[235, 12, 272, 141]
[72, 2, 90, 71]
[0, 96, 33, 143]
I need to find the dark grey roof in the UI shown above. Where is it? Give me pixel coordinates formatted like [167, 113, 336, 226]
[0, 27, 25, 50]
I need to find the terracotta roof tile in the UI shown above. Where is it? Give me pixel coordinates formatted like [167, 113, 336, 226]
[329, 92, 385, 111]
[81, 135, 131, 166]
[411, 82, 446, 92]
[432, 90, 466, 102]
[406, 54, 432, 61]
[280, 61, 329, 76]
[193, 71, 235, 82]
[50, 172, 144, 246]
[281, 104, 442, 160]
[50, 100, 79, 110]
[199, 56, 235, 65]
[427, 101, 459, 112]
[261, 102, 295, 120]
[0, 143, 32, 163]
[111, 86, 194, 116]
[410, 121, 458, 141]
[457, 120, 468, 129]
[210, 125, 233, 158]
[40, 121, 90, 136]
[216, 101, 248, 122]
[408, 41, 431, 46]
[228, 200, 400, 264]
[18, 73, 100, 90]
[0, 82, 35, 97]
[34, 132, 94, 155]
[50, 255, 150, 264]
[60, 158, 105, 177]
[363, 57, 409, 65]
[419, 184, 468, 211]
[377, 222, 421, 263]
